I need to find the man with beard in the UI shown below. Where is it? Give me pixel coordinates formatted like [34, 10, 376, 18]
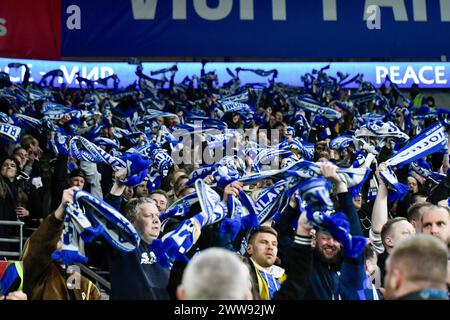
[384, 234, 448, 300]
[304, 162, 372, 300]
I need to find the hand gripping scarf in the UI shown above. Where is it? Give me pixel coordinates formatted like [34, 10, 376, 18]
[52, 190, 140, 265]
[219, 189, 260, 240]
[290, 161, 371, 197]
[296, 178, 367, 259]
[49, 133, 70, 156]
[239, 160, 370, 199]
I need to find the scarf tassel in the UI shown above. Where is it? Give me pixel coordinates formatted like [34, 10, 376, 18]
[219, 215, 242, 240]
[387, 182, 409, 203]
[51, 250, 88, 266]
[79, 224, 104, 243]
[348, 168, 371, 199]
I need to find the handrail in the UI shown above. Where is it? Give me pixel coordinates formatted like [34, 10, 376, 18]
[0, 220, 24, 257]
[0, 221, 25, 226]
[76, 263, 111, 291]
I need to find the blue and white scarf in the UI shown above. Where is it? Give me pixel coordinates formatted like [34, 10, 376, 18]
[49, 133, 70, 156]
[0, 122, 21, 142]
[278, 138, 315, 161]
[186, 164, 216, 186]
[159, 192, 199, 221]
[11, 114, 42, 133]
[330, 136, 353, 151]
[385, 122, 446, 168]
[355, 120, 409, 143]
[218, 90, 249, 104]
[69, 136, 151, 187]
[251, 148, 294, 171]
[296, 178, 367, 259]
[144, 109, 178, 120]
[291, 95, 342, 121]
[380, 122, 447, 202]
[437, 109, 450, 129]
[92, 137, 120, 150]
[220, 190, 260, 240]
[52, 190, 140, 265]
[253, 180, 289, 223]
[240, 160, 370, 198]
[236, 67, 278, 79]
[359, 113, 385, 123]
[152, 179, 228, 267]
[42, 102, 92, 121]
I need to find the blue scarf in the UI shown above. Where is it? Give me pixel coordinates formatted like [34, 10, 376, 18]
[159, 192, 199, 221]
[240, 160, 370, 198]
[380, 123, 447, 202]
[0, 122, 21, 142]
[11, 114, 42, 133]
[296, 178, 366, 259]
[292, 95, 342, 121]
[355, 120, 409, 143]
[152, 180, 228, 267]
[69, 136, 151, 187]
[52, 190, 140, 265]
[385, 122, 446, 168]
[330, 136, 353, 151]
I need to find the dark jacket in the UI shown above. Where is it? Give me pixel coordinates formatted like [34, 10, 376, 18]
[104, 191, 170, 300]
[106, 239, 170, 300]
[0, 178, 18, 255]
[427, 171, 450, 205]
[305, 191, 368, 300]
[50, 153, 69, 213]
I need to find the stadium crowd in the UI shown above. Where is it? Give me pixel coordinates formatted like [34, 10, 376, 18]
[0, 62, 449, 300]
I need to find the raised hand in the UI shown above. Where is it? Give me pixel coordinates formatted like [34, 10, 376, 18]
[55, 186, 79, 220]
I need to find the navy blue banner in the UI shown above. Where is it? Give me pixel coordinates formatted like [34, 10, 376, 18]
[61, 1, 450, 59]
[3, 58, 449, 89]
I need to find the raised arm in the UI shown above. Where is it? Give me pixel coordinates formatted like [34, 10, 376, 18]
[104, 168, 127, 211]
[370, 163, 388, 235]
[23, 187, 78, 293]
[273, 210, 313, 300]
